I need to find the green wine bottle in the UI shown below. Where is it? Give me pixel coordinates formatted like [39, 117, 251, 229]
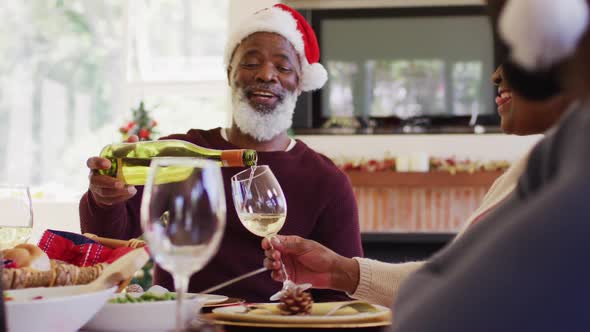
[98, 139, 257, 185]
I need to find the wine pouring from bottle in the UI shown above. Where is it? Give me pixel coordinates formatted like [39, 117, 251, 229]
[98, 140, 258, 185]
[231, 165, 311, 301]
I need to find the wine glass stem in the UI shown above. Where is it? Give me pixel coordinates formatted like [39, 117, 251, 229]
[267, 235, 290, 283]
[173, 274, 190, 332]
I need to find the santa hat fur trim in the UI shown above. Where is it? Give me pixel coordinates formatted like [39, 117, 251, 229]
[499, 0, 589, 71]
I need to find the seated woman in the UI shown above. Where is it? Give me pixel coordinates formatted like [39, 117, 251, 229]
[261, 61, 573, 307]
[268, 1, 590, 329]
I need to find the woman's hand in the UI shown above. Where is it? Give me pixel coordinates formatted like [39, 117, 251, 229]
[262, 235, 360, 294]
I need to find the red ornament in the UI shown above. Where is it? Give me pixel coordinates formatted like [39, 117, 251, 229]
[366, 159, 379, 172]
[342, 162, 353, 171]
[139, 128, 150, 139]
[383, 159, 395, 171]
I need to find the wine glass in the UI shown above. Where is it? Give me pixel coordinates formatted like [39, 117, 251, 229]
[231, 165, 310, 301]
[140, 158, 226, 332]
[0, 185, 33, 250]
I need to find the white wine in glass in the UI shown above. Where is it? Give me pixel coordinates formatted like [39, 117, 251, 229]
[231, 166, 310, 301]
[0, 185, 33, 250]
[237, 213, 286, 238]
[141, 158, 226, 332]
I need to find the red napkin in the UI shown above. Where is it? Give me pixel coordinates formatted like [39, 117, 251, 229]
[38, 229, 135, 267]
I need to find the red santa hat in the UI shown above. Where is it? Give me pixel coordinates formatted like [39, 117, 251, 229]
[224, 4, 328, 92]
[499, 0, 589, 71]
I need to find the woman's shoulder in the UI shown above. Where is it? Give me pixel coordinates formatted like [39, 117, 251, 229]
[521, 100, 590, 193]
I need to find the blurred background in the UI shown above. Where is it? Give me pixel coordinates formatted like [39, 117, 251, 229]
[0, 0, 541, 261]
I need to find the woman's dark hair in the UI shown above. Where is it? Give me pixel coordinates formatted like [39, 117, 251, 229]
[487, 0, 564, 101]
[566, 14, 590, 95]
[501, 62, 564, 101]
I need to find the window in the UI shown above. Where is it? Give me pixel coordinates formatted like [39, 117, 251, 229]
[292, 6, 499, 134]
[0, 0, 230, 197]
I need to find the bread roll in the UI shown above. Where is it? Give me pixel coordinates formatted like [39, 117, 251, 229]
[2, 244, 47, 269]
[2, 243, 109, 289]
[78, 263, 95, 285]
[53, 261, 79, 286]
[2, 268, 14, 289]
[11, 268, 28, 289]
[76, 263, 107, 285]
[14, 244, 44, 260]
[24, 268, 53, 288]
[2, 248, 32, 268]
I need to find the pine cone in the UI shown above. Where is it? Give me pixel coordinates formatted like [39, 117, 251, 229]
[278, 288, 313, 316]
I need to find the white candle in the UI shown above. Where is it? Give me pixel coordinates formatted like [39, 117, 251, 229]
[396, 156, 410, 172]
[410, 152, 430, 172]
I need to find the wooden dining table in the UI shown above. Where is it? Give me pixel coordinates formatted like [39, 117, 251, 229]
[195, 318, 391, 332]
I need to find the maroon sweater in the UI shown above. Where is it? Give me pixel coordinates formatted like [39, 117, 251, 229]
[80, 128, 362, 302]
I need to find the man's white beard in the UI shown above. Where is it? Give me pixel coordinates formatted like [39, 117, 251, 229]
[231, 88, 297, 142]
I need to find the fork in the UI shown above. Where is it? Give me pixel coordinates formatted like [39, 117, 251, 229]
[201, 267, 268, 294]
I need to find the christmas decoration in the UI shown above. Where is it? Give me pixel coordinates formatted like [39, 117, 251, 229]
[335, 155, 510, 174]
[430, 157, 510, 174]
[129, 257, 154, 291]
[278, 288, 314, 316]
[120, 101, 158, 141]
[338, 155, 396, 173]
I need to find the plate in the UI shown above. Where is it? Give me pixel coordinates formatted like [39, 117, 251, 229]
[203, 297, 245, 308]
[211, 302, 391, 325]
[204, 315, 391, 329]
[192, 293, 228, 305]
[107, 292, 227, 305]
[132, 289, 228, 306]
[83, 293, 227, 332]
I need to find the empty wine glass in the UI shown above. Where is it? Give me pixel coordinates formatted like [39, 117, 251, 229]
[0, 185, 33, 250]
[231, 165, 310, 301]
[141, 158, 226, 331]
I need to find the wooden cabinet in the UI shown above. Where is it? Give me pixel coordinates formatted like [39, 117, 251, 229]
[346, 171, 503, 233]
[346, 171, 503, 261]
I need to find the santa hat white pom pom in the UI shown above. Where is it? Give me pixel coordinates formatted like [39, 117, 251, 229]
[499, 0, 589, 71]
[301, 62, 328, 92]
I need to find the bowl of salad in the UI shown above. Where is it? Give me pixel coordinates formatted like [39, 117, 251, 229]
[4, 285, 116, 332]
[83, 285, 226, 332]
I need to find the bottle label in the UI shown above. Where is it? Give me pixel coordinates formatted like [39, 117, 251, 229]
[115, 158, 125, 181]
[221, 150, 245, 167]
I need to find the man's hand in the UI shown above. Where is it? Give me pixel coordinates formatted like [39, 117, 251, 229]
[262, 235, 360, 294]
[86, 135, 139, 207]
[87, 157, 137, 207]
